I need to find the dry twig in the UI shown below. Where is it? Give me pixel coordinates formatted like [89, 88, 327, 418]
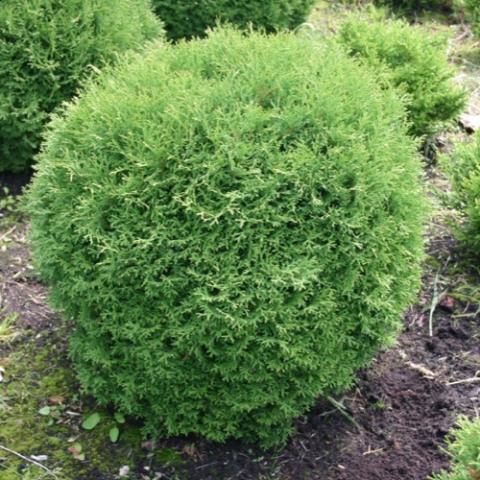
[0, 445, 59, 479]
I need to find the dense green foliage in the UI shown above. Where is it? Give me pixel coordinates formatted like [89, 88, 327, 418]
[462, 0, 480, 36]
[26, 28, 426, 447]
[431, 417, 480, 480]
[150, 0, 315, 40]
[443, 132, 480, 253]
[0, 0, 163, 172]
[337, 14, 466, 137]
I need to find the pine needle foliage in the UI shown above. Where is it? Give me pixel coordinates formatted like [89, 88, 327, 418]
[150, 0, 315, 40]
[26, 28, 426, 448]
[430, 417, 480, 480]
[337, 14, 466, 138]
[0, 0, 163, 173]
[443, 132, 480, 254]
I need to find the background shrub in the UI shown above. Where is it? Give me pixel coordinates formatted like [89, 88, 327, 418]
[337, 13, 466, 138]
[150, 0, 315, 40]
[0, 0, 163, 173]
[461, 0, 480, 36]
[443, 132, 480, 253]
[26, 28, 426, 447]
[430, 417, 480, 480]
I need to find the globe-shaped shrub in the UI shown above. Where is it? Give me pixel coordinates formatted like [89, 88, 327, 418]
[151, 0, 315, 40]
[0, 0, 163, 172]
[26, 28, 426, 447]
[443, 132, 480, 253]
[337, 14, 466, 138]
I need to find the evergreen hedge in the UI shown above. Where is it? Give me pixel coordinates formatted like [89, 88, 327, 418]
[0, 0, 163, 172]
[431, 417, 480, 480]
[443, 132, 480, 253]
[150, 0, 315, 40]
[26, 28, 426, 447]
[337, 14, 466, 138]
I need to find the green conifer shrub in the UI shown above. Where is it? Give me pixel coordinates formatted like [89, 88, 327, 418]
[0, 0, 163, 173]
[150, 0, 315, 40]
[443, 132, 480, 253]
[337, 14, 466, 138]
[430, 417, 480, 480]
[26, 28, 426, 448]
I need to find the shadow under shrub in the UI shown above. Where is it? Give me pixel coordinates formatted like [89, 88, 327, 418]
[337, 12, 466, 138]
[332, 0, 455, 13]
[26, 28, 426, 448]
[151, 0, 315, 40]
[443, 132, 480, 254]
[376, 0, 454, 13]
[0, 0, 163, 173]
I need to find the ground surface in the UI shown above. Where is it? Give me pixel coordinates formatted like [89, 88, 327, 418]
[1, 4, 479, 480]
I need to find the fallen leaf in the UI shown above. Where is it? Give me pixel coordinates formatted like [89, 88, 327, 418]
[48, 395, 65, 405]
[68, 443, 82, 454]
[68, 443, 85, 461]
[109, 426, 119, 443]
[38, 406, 51, 416]
[119, 465, 130, 477]
[81, 412, 101, 430]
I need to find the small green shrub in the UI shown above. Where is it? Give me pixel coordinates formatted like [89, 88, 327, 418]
[150, 0, 315, 40]
[26, 28, 426, 448]
[337, 14, 466, 138]
[443, 132, 480, 253]
[0, 0, 163, 173]
[430, 417, 480, 480]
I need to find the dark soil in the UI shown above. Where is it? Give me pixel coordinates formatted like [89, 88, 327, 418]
[1, 171, 479, 480]
[0, 170, 33, 196]
[145, 302, 479, 480]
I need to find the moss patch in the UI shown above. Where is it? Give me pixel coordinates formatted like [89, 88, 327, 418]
[0, 325, 147, 480]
